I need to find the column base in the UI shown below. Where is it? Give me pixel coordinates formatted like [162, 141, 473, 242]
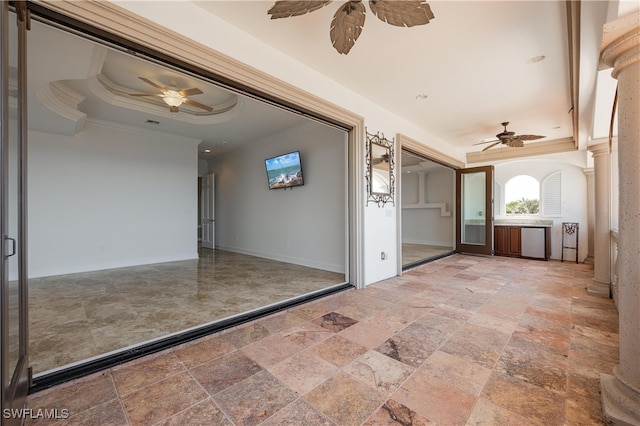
[601, 368, 640, 426]
[588, 278, 611, 298]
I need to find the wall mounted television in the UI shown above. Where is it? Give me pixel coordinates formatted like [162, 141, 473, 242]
[265, 151, 304, 190]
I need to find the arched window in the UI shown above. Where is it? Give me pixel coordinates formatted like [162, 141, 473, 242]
[505, 175, 540, 216]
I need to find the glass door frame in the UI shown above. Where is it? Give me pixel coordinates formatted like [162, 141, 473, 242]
[1, 1, 30, 421]
[455, 165, 494, 256]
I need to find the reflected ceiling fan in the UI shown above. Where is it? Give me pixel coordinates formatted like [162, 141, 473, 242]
[372, 153, 389, 165]
[267, 0, 434, 54]
[474, 122, 545, 151]
[128, 77, 213, 113]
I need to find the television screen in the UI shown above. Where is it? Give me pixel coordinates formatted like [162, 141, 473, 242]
[265, 151, 304, 190]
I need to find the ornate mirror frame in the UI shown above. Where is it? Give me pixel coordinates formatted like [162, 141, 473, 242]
[366, 130, 395, 207]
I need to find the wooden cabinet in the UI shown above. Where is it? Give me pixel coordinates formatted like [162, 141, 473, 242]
[494, 225, 551, 259]
[494, 226, 521, 257]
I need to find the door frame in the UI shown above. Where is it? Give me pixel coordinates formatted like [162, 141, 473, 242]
[1, 1, 30, 420]
[396, 134, 464, 275]
[200, 173, 214, 250]
[455, 165, 494, 255]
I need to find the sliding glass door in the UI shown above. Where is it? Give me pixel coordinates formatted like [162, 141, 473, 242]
[1, 2, 30, 420]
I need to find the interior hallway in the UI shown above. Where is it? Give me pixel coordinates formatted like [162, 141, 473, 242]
[25, 254, 618, 425]
[29, 250, 344, 374]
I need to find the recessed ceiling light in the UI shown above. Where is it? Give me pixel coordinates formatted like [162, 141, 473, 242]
[527, 55, 546, 64]
[204, 149, 211, 153]
[415, 94, 428, 100]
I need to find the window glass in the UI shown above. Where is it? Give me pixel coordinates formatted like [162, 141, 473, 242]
[505, 175, 539, 215]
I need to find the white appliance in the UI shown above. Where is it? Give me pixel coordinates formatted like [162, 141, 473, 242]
[521, 227, 546, 259]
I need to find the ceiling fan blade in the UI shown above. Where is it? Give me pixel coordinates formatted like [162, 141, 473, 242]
[330, 1, 366, 54]
[183, 98, 213, 112]
[179, 88, 203, 97]
[482, 141, 502, 152]
[138, 77, 166, 92]
[368, 0, 434, 27]
[128, 93, 163, 97]
[268, 1, 333, 19]
[507, 139, 525, 148]
[472, 139, 499, 146]
[514, 134, 545, 141]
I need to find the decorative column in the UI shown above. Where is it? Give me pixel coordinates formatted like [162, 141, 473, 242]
[598, 10, 640, 425]
[587, 143, 611, 297]
[583, 168, 595, 264]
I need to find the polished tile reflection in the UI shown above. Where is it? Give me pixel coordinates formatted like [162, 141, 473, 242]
[26, 255, 618, 425]
[29, 249, 344, 374]
[402, 243, 452, 267]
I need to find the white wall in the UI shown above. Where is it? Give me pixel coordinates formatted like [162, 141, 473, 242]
[198, 158, 209, 177]
[401, 168, 454, 246]
[494, 159, 589, 261]
[28, 120, 200, 277]
[210, 123, 346, 274]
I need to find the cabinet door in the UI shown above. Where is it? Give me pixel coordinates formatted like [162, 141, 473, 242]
[494, 226, 508, 255]
[508, 226, 521, 255]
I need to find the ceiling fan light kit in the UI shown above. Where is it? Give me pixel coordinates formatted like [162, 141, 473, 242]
[268, 0, 434, 54]
[161, 90, 185, 107]
[128, 77, 213, 113]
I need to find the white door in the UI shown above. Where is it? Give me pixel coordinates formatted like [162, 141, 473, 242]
[201, 173, 215, 249]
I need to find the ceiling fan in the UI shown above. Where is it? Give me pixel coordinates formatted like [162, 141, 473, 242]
[128, 77, 213, 113]
[267, 0, 434, 55]
[372, 153, 389, 165]
[474, 122, 545, 152]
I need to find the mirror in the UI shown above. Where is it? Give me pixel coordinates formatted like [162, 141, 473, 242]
[366, 130, 395, 206]
[370, 142, 391, 195]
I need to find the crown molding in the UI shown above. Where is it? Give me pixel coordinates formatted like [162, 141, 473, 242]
[35, 81, 87, 134]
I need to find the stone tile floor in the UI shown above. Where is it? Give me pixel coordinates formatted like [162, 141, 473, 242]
[24, 254, 618, 425]
[29, 249, 345, 374]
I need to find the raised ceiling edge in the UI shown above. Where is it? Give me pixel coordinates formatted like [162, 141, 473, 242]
[33, 1, 364, 129]
[397, 133, 465, 169]
[33, 0, 366, 288]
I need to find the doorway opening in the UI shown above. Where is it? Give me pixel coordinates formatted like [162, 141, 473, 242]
[400, 150, 455, 269]
[23, 5, 357, 392]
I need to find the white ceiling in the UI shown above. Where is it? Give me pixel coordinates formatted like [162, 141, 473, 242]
[194, 0, 582, 152]
[25, 16, 315, 160]
[25, 1, 620, 162]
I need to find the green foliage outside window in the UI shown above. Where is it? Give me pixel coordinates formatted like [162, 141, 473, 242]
[506, 197, 539, 215]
